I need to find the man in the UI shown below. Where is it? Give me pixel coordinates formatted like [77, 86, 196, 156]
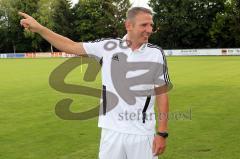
[19, 7, 171, 159]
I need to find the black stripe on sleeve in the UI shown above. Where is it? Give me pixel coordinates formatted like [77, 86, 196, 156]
[147, 44, 171, 85]
[162, 52, 171, 85]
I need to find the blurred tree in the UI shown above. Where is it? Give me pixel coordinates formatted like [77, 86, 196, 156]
[72, 0, 130, 42]
[1, 0, 240, 52]
[51, 0, 73, 37]
[0, 0, 130, 52]
[28, 0, 55, 52]
[149, 0, 225, 49]
[0, 0, 40, 52]
[113, 0, 130, 37]
[0, 0, 12, 52]
[210, 0, 240, 47]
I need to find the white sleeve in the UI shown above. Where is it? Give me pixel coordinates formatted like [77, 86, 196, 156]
[83, 39, 107, 59]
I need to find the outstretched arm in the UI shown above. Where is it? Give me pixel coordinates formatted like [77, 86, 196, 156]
[19, 12, 86, 55]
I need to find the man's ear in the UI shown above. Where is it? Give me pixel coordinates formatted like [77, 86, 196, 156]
[125, 20, 132, 31]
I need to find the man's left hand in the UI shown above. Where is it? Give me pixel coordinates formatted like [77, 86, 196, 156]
[152, 135, 167, 156]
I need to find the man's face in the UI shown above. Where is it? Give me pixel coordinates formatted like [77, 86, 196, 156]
[126, 12, 154, 45]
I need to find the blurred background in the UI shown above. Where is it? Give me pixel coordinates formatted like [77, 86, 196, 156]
[0, 0, 239, 53]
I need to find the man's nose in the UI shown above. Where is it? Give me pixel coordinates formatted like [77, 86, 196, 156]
[146, 25, 153, 34]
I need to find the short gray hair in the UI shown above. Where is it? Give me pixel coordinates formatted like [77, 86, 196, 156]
[126, 7, 153, 21]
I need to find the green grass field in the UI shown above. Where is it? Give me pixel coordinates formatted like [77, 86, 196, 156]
[0, 56, 240, 159]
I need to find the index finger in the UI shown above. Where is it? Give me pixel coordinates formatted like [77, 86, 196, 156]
[18, 12, 31, 19]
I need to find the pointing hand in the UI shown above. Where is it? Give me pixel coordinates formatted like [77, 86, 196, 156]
[18, 12, 44, 33]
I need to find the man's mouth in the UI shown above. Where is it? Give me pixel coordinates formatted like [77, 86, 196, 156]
[143, 36, 149, 40]
[142, 33, 151, 39]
